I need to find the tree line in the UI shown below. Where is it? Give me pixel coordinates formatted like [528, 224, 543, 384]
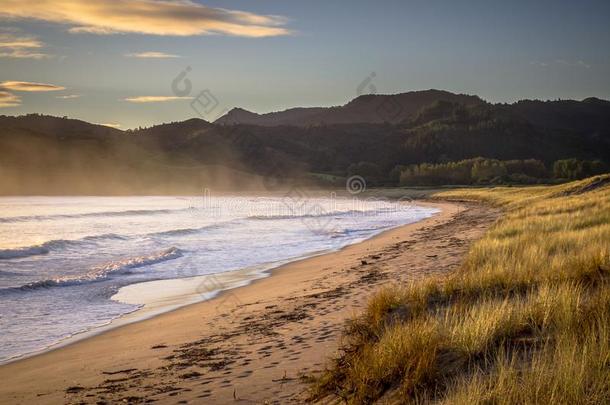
[398, 158, 608, 186]
[344, 158, 608, 187]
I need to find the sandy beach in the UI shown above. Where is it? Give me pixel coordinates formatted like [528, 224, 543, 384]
[0, 201, 498, 404]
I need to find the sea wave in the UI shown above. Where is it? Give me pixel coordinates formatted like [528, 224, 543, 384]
[14, 247, 182, 291]
[82, 233, 128, 242]
[0, 245, 51, 260]
[0, 208, 193, 224]
[0, 233, 128, 260]
[245, 209, 373, 221]
[150, 224, 220, 237]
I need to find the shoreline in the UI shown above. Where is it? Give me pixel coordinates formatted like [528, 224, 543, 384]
[1, 204, 438, 366]
[0, 200, 498, 404]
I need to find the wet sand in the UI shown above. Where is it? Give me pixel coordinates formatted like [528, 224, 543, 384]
[0, 201, 498, 404]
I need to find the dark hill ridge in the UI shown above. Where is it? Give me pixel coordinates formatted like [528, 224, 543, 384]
[0, 114, 124, 139]
[1, 90, 609, 194]
[511, 98, 610, 134]
[215, 90, 485, 126]
[217, 106, 329, 127]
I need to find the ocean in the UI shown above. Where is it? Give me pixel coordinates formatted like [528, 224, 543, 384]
[0, 194, 438, 363]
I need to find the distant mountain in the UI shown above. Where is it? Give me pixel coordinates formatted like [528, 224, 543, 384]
[1, 90, 609, 194]
[0, 114, 123, 139]
[215, 90, 485, 126]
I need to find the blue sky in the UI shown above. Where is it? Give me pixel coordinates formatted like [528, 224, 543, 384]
[0, 0, 609, 129]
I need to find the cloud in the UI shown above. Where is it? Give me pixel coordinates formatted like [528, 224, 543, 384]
[124, 96, 192, 103]
[0, 0, 291, 37]
[530, 61, 548, 67]
[125, 51, 180, 58]
[0, 81, 66, 92]
[531, 59, 592, 69]
[0, 91, 21, 107]
[0, 30, 50, 59]
[96, 122, 121, 128]
[556, 59, 591, 68]
[56, 94, 81, 99]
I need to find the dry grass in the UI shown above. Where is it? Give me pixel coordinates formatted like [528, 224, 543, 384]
[309, 174, 610, 404]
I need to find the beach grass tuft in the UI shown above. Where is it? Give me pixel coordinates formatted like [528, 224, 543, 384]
[309, 174, 610, 404]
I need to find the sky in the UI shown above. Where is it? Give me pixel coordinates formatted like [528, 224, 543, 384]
[0, 0, 609, 129]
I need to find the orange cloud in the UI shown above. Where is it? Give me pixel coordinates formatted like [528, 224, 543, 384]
[124, 96, 192, 103]
[0, 91, 21, 107]
[125, 51, 180, 58]
[0, 30, 50, 59]
[0, 81, 65, 92]
[96, 122, 122, 128]
[0, 0, 291, 37]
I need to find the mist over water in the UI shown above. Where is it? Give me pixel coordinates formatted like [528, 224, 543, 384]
[0, 195, 438, 363]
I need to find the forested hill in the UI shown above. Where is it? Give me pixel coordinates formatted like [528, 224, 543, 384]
[1, 90, 609, 194]
[215, 90, 484, 126]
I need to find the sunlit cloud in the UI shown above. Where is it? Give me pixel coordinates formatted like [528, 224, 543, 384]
[125, 51, 180, 58]
[0, 0, 292, 37]
[56, 94, 81, 99]
[0, 81, 66, 92]
[0, 30, 50, 59]
[96, 122, 122, 128]
[124, 96, 193, 103]
[0, 91, 21, 107]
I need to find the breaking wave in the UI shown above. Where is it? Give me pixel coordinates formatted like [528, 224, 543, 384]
[14, 247, 183, 291]
[245, 209, 374, 221]
[0, 234, 127, 260]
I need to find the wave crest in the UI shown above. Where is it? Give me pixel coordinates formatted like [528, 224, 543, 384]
[245, 209, 371, 221]
[0, 208, 191, 224]
[15, 247, 182, 291]
[0, 245, 50, 260]
[0, 234, 128, 260]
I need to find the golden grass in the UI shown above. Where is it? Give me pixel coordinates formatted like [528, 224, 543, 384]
[309, 174, 610, 404]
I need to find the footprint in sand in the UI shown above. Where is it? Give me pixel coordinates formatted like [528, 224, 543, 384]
[237, 370, 253, 378]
